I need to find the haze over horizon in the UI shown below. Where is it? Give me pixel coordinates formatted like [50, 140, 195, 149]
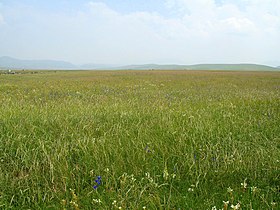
[0, 0, 279, 66]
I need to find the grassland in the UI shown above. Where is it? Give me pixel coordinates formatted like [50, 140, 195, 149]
[0, 70, 279, 209]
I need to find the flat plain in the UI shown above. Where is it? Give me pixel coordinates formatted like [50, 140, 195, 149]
[0, 70, 279, 209]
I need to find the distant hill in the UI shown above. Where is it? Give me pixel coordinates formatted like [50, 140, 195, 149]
[185, 64, 278, 71]
[0, 56, 76, 70]
[0, 56, 279, 71]
[115, 63, 279, 71]
[113, 64, 182, 70]
[0, 56, 113, 70]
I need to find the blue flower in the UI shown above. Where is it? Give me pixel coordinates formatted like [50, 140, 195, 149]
[93, 175, 102, 189]
[194, 153, 198, 161]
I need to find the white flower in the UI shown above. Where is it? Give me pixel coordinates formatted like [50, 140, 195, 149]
[227, 187, 233, 193]
[231, 203, 240, 209]
[271, 202, 276, 206]
[223, 201, 229, 205]
[241, 178, 247, 189]
[251, 186, 257, 193]
[92, 198, 102, 203]
[145, 172, 150, 178]
[223, 201, 229, 209]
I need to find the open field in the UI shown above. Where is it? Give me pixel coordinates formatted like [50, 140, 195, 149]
[0, 70, 279, 209]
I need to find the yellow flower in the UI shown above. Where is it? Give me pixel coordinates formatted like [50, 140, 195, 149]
[61, 199, 66, 206]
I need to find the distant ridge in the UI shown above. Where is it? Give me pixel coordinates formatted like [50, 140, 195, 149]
[0, 56, 112, 70]
[0, 56, 279, 71]
[115, 63, 278, 71]
[0, 56, 76, 69]
[184, 63, 278, 71]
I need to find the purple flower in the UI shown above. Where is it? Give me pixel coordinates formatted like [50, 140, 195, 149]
[145, 145, 152, 153]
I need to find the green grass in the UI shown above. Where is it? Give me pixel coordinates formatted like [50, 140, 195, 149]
[0, 70, 279, 209]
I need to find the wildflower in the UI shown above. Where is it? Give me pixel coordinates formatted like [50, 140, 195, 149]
[112, 200, 117, 205]
[61, 199, 66, 206]
[227, 187, 234, 202]
[271, 202, 276, 207]
[193, 153, 198, 161]
[227, 187, 233, 193]
[188, 188, 194, 192]
[95, 179, 101, 184]
[93, 176, 102, 189]
[70, 201, 79, 210]
[143, 207, 147, 209]
[241, 178, 247, 190]
[230, 203, 240, 210]
[92, 198, 102, 203]
[251, 186, 257, 194]
[145, 145, 152, 153]
[223, 201, 229, 210]
[212, 206, 217, 210]
[70, 189, 78, 202]
[131, 176, 136, 182]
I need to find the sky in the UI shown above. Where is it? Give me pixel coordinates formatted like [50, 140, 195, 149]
[0, 0, 279, 66]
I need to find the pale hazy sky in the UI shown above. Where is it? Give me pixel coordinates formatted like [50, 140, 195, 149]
[0, 0, 279, 66]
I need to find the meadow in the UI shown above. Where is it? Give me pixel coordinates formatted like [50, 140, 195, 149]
[0, 70, 279, 209]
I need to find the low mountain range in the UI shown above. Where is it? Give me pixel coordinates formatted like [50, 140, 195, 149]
[114, 63, 279, 71]
[0, 56, 77, 69]
[0, 56, 279, 71]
